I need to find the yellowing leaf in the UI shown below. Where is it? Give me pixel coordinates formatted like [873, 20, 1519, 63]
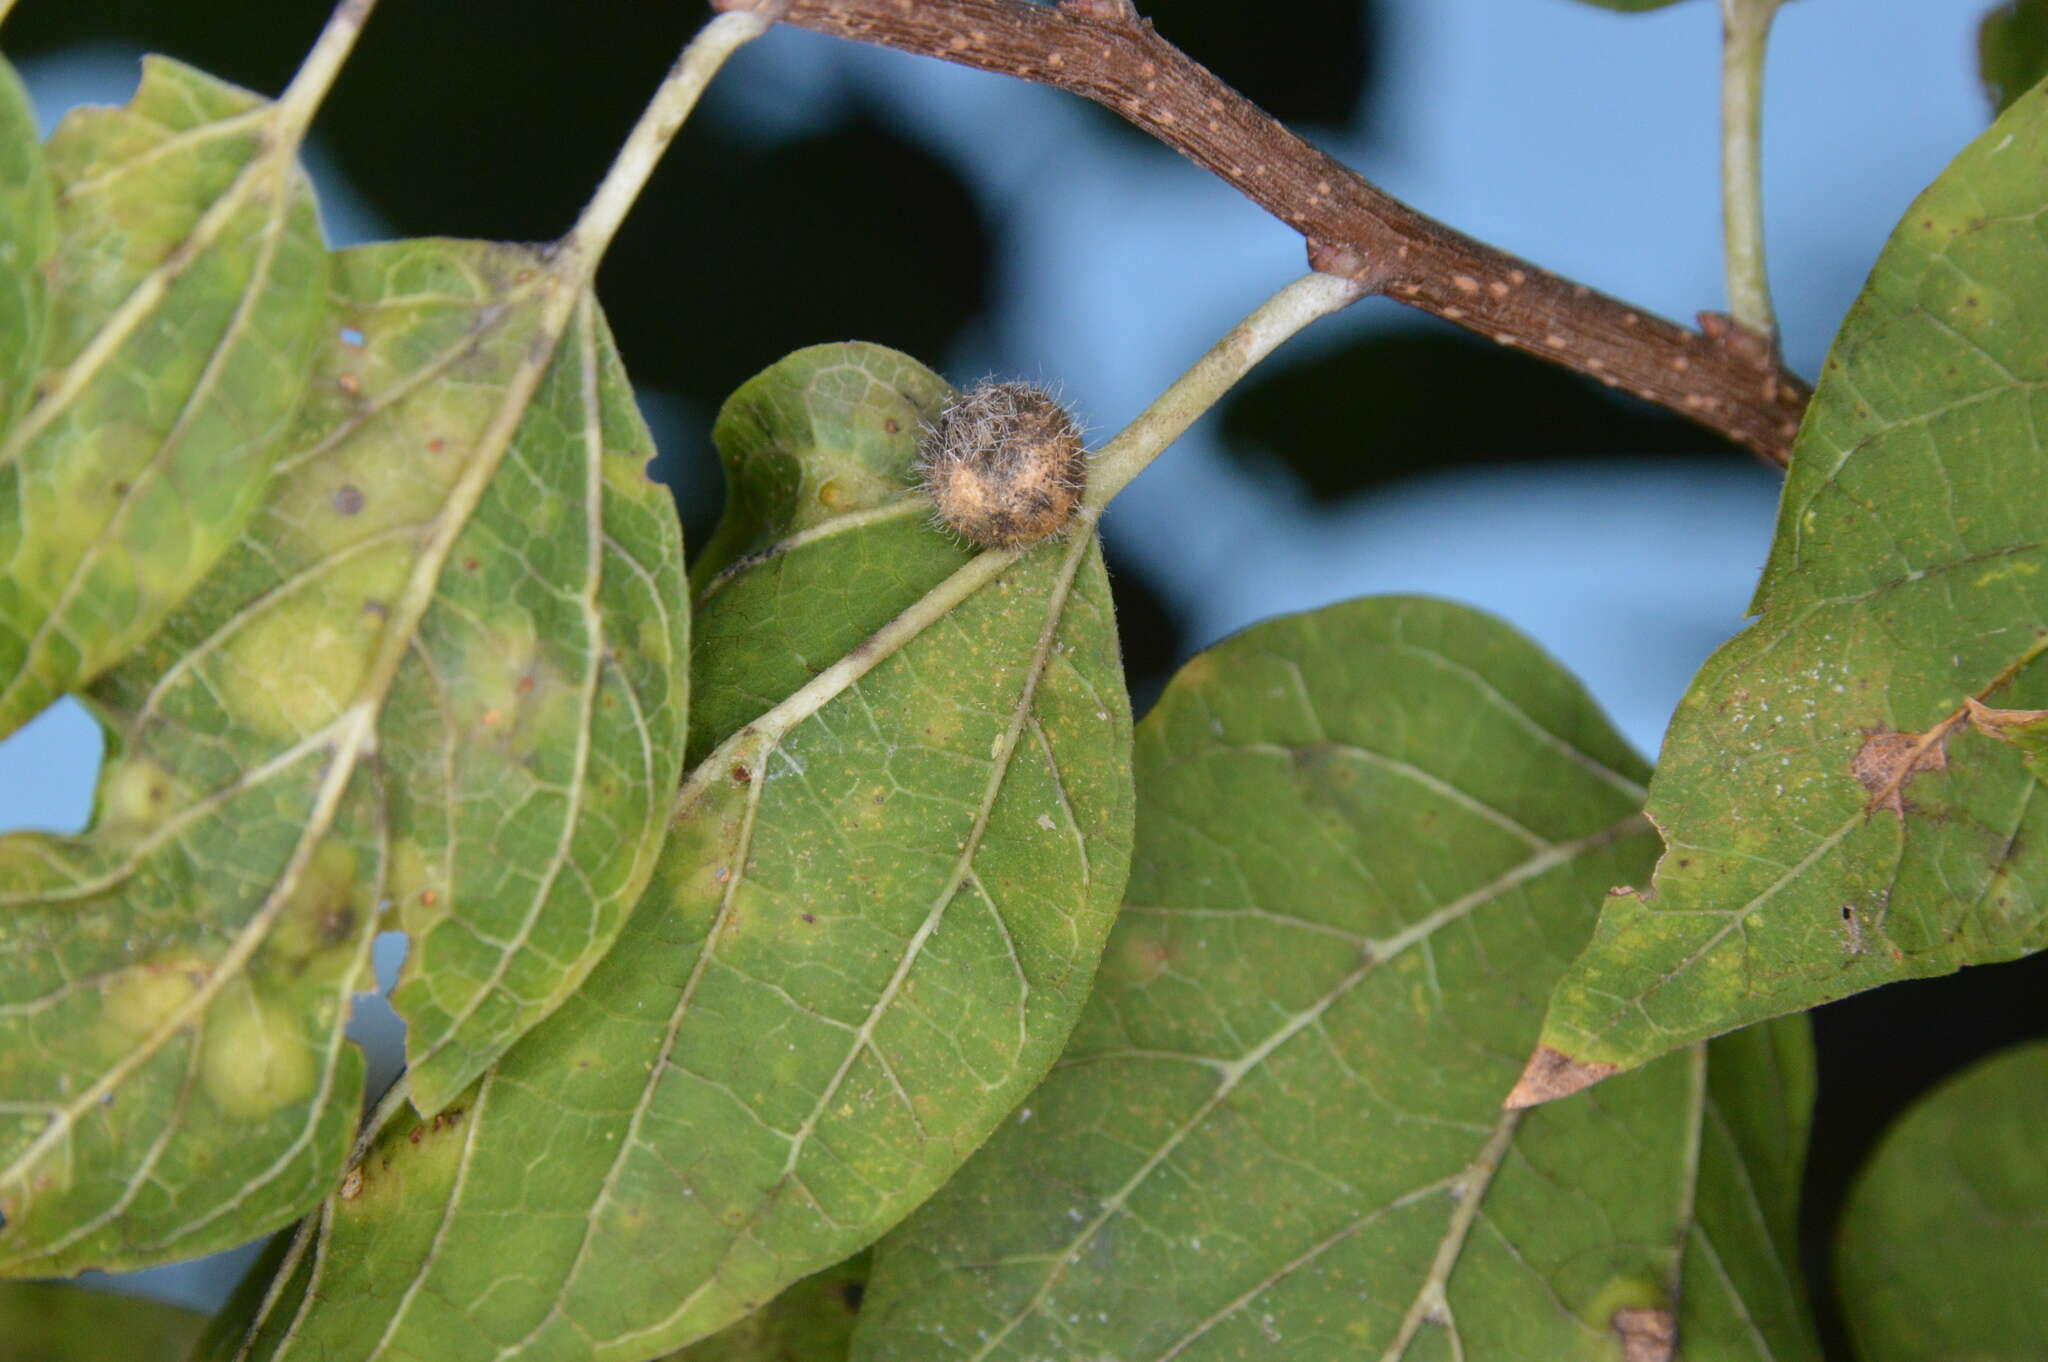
[206, 343, 1132, 1362]
[0, 55, 55, 431]
[0, 239, 688, 1275]
[0, 58, 328, 738]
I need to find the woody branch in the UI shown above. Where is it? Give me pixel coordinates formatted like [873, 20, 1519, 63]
[710, 0, 1810, 467]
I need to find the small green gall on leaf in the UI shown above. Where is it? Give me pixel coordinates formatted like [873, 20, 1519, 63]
[852, 598, 1821, 1362]
[214, 547, 406, 740]
[1982, 0, 2048, 115]
[1837, 1040, 2048, 1362]
[227, 343, 1134, 1362]
[94, 753, 194, 836]
[1525, 68, 2048, 1086]
[199, 980, 317, 1120]
[267, 839, 372, 981]
[0, 57, 329, 738]
[97, 957, 208, 1043]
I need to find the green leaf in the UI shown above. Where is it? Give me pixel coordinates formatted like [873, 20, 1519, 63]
[208, 343, 1134, 1362]
[665, 1252, 868, 1362]
[0, 1281, 207, 1360]
[1982, 0, 2048, 115]
[851, 598, 1821, 1362]
[1522, 67, 2048, 1095]
[0, 239, 688, 1273]
[0, 57, 328, 739]
[1836, 1040, 2048, 1362]
[0, 56, 56, 432]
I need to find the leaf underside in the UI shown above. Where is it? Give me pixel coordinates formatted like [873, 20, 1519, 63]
[853, 598, 1820, 1362]
[205, 344, 1134, 1362]
[1529, 71, 2048, 1085]
[0, 224, 688, 1272]
[0, 58, 327, 740]
[1836, 1039, 2048, 1362]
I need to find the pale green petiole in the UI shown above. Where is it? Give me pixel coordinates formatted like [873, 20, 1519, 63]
[1719, 0, 1785, 341]
[1085, 270, 1368, 510]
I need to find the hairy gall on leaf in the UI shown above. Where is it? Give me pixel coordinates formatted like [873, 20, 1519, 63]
[206, 343, 1132, 1362]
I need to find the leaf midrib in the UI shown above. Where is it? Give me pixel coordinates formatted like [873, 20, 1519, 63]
[484, 531, 1094, 1360]
[0, 256, 590, 1233]
[953, 813, 1647, 1362]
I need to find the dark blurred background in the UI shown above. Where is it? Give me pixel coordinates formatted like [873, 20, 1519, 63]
[0, 1, 2041, 1354]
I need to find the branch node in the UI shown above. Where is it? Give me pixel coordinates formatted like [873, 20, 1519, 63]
[1305, 238, 1386, 292]
[1695, 310, 1773, 367]
[1059, 0, 1140, 22]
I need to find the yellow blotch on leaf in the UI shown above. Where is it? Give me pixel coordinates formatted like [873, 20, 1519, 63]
[97, 755, 191, 836]
[100, 957, 207, 1042]
[268, 839, 368, 980]
[200, 980, 315, 1118]
[216, 547, 409, 739]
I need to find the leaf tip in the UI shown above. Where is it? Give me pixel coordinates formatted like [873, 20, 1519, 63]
[1502, 1044, 1616, 1109]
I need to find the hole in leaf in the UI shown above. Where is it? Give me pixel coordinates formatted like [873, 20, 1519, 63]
[346, 931, 412, 1106]
[0, 698, 103, 836]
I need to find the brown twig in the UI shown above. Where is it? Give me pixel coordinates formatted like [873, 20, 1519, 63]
[711, 0, 1810, 467]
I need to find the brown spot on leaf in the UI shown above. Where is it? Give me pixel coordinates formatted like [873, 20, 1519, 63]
[731, 764, 752, 786]
[1839, 903, 1868, 957]
[339, 1167, 364, 1200]
[318, 905, 356, 947]
[330, 484, 365, 516]
[1503, 1045, 1617, 1109]
[1852, 725, 1951, 817]
[1611, 1307, 1676, 1362]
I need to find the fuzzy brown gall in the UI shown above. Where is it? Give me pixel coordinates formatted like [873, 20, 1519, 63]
[920, 381, 1087, 549]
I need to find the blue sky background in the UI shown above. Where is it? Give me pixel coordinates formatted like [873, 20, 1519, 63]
[0, 0, 1994, 1311]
